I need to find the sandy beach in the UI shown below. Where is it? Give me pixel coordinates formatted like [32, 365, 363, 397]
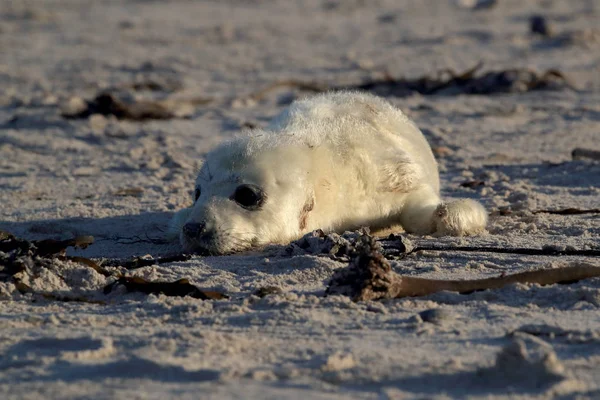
[1, 0, 599, 398]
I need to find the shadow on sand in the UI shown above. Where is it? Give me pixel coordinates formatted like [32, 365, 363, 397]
[0, 211, 179, 259]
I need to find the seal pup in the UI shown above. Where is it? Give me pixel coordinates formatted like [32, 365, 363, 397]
[169, 92, 487, 254]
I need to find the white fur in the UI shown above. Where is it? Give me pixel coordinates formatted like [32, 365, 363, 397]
[169, 92, 487, 254]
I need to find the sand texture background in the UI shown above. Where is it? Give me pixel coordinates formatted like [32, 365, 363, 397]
[1, 0, 599, 398]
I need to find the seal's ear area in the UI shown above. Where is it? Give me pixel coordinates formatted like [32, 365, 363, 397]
[377, 154, 422, 193]
[166, 207, 193, 242]
[298, 194, 315, 231]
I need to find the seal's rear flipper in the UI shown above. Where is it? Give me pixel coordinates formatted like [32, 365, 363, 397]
[432, 199, 488, 236]
[398, 186, 487, 236]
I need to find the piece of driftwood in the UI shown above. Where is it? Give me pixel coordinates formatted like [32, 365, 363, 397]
[533, 208, 600, 216]
[572, 148, 600, 161]
[326, 235, 600, 301]
[112, 187, 144, 197]
[405, 245, 600, 257]
[375, 233, 600, 258]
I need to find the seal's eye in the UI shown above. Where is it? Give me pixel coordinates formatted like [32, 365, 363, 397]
[194, 188, 201, 202]
[232, 184, 264, 210]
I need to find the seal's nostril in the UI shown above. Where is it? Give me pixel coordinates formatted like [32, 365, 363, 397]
[182, 222, 206, 237]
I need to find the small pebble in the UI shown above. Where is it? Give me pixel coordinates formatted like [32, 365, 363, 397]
[542, 244, 566, 253]
[231, 97, 257, 109]
[377, 13, 396, 23]
[61, 96, 88, 117]
[530, 15, 553, 37]
[407, 314, 423, 324]
[170, 102, 195, 118]
[72, 167, 100, 177]
[42, 94, 58, 106]
[322, 352, 356, 372]
[419, 308, 455, 324]
[118, 20, 135, 29]
[89, 114, 108, 133]
[432, 146, 454, 157]
[253, 286, 283, 298]
[366, 303, 387, 314]
[386, 234, 414, 254]
[456, 0, 497, 10]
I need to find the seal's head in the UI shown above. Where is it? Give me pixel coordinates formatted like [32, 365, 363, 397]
[173, 132, 316, 254]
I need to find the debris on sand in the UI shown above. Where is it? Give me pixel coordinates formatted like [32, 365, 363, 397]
[511, 324, 600, 343]
[478, 333, 566, 389]
[326, 234, 600, 302]
[283, 228, 415, 260]
[0, 230, 107, 301]
[343, 62, 577, 96]
[245, 63, 577, 103]
[112, 187, 144, 197]
[125, 79, 183, 93]
[528, 15, 600, 47]
[102, 253, 194, 270]
[61, 92, 206, 120]
[284, 229, 357, 259]
[460, 179, 486, 189]
[418, 308, 456, 325]
[324, 235, 405, 301]
[0, 231, 226, 301]
[0, 230, 96, 274]
[103, 276, 228, 300]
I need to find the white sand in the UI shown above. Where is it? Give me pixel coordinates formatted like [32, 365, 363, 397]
[1, 0, 599, 398]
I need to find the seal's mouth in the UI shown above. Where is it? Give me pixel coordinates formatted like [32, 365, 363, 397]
[181, 244, 213, 256]
[181, 244, 254, 256]
[180, 232, 257, 256]
[180, 237, 219, 255]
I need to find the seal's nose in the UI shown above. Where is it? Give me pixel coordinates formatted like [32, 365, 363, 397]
[182, 222, 206, 238]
